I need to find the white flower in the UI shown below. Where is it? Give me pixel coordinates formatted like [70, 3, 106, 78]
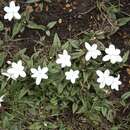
[96, 69, 113, 88]
[103, 44, 122, 64]
[2, 60, 26, 80]
[4, 1, 21, 21]
[0, 95, 5, 107]
[56, 50, 71, 68]
[85, 42, 101, 61]
[31, 66, 48, 85]
[111, 75, 121, 91]
[65, 69, 79, 84]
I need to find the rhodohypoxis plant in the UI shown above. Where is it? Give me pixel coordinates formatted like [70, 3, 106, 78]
[4, 1, 21, 21]
[0, 42, 123, 91]
[56, 50, 71, 68]
[31, 66, 48, 85]
[111, 75, 122, 91]
[96, 69, 113, 88]
[2, 60, 26, 80]
[96, 70, 122, 90]
[103, 44, 122, 64]
[85, 42, 101, 61]
[65, 69, 79, 84]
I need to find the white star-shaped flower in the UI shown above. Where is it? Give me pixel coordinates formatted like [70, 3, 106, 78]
[0, 95, 5, 107]
[103, 44, 122, 64]
[65, 69, 79, 84]
[31, 66, 48, 85]
[2, 60, 26, 80]
[56, 50, 71, 68]
[85, 42, 101, 61]
[4, 1, 21, 21]
[96, 69, 113, 88]
[111, 75, 121, 91]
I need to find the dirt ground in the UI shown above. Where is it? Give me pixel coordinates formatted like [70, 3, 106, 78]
[0, 0, 130, 129]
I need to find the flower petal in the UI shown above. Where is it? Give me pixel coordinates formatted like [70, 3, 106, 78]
[42, 67, 48, 73]
[14, 12, 21, 19]
[102, 55, 110, 61]
[99, 82, 105, 88]
[10, 1, 16, 8]
[63, 50, 68, 55]
[36, 77, 42, 85]
[4, 13, 13, 21]
[20, 71, 26, 77]
[115, 49, 120, 55]
[43, 74, 48, 79]
[31, 68, 37, 74]
[104, 69, 110, 76]
[4, 7, 10, 12]
[85, 42, 91, 50]
[105, 76, 113, 86]
[96, 70, 103, 77]
[85, 52, 91, 61]
[92, 44, 97, 50]
[71, 78, 76, 84]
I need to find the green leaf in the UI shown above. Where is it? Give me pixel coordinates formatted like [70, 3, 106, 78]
[57, 83, 66, 94]
[3, 116, 10, 128]
[111, 127, 119, 130]
[12, 21, 24, 38]
[72, 103, 78, 113]
[49, 33, 61, 57]
[48, 62, 60, 73]
[117, 17, 130, 26]
[44, 122, 58, 129]
[106, 110, 114, 122]
[62, 41, 70, 50]
[47, 21, 57, 29]
[101, 107, 107, 117]
[45, 30, 51, 36]
[27, 21, 46, 31]
[0, 21, 4, 31]
[12, 11, 30, 38]
[122, 51, 129, 63]
[69, 39, 80, 49]
[71, 50, 85, 59]
[0, 52, 6, 67]
[26, 0, 41, 3]
[29, 122, 42, 130]
[121, 91, 130, 100]
[18, 88, 29, 99]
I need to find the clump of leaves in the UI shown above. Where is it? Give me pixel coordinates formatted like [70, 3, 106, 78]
[0, 31, 129, 130]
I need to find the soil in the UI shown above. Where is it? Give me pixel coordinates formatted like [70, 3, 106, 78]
[0, 0, 130, 130]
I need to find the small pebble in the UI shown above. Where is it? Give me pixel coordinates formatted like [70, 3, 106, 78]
[66, 3, 71, 8]
[58, 18, 62, 24]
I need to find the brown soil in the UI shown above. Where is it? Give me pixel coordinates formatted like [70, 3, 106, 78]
[0, 0, 130, 130]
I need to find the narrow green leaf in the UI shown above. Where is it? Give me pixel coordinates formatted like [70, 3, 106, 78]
[29, 122, 42, 130]
[71, 50, 85, 59]
[49, 33, 61, 57]
[0, 21, 4, 31]
[101, 107, 107, 117]
[12, 21, 24, 38]
[27, 21, 46, 31]
[47, 21, 57, 29]
[121, 91, 130, 100]
[72, 103, 78, 113]
[117, 17, 130, 26]
[18, 88, 29, 99]
[26, 0, 41, 3]
[122, 51, 129, 63]
[0, 52, 6, 67]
